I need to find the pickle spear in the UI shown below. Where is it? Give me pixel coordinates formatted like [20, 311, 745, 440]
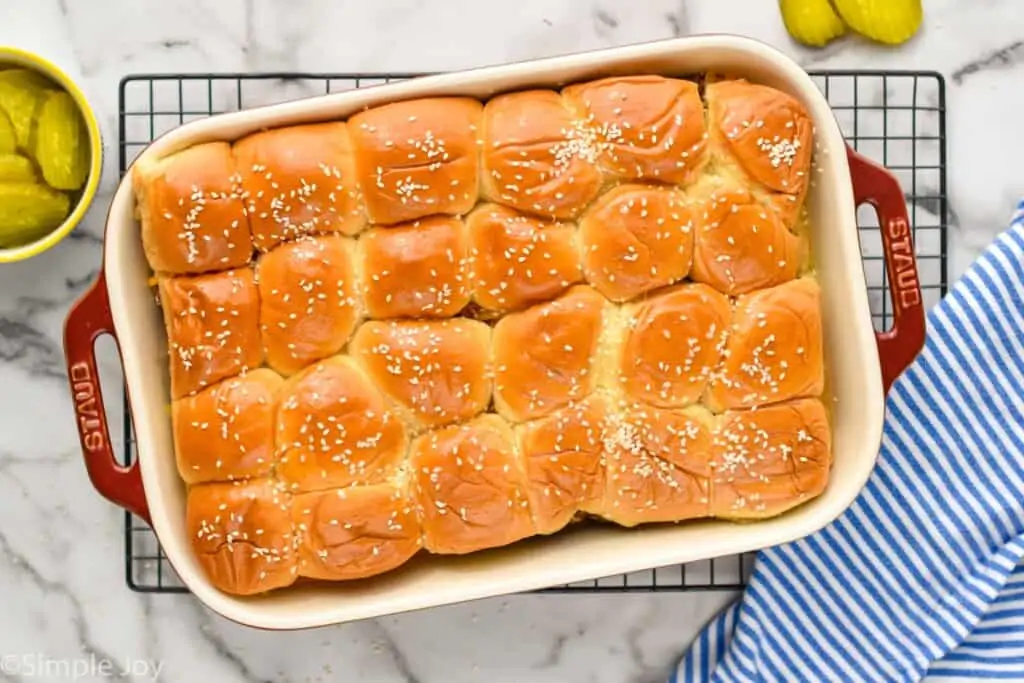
[0, 69, 54, 150]
[0, 109, 15, 153]
[830, 0, 923, 45]
[779, 0, 847, 47]
[32, 90, 90, 190]
[0, 182, 71, 247]
[0, 153, 37, 182]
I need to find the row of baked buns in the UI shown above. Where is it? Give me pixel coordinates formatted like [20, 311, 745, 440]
[157, 181, 809, 390]
[187, 394, 831, 595]
[133, 76, 813, 277]
[167, 276, 824, 448]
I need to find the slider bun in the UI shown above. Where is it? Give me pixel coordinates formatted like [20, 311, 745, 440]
[293, 483, 422, 581]
[187, 477, 297, 596]
[158, 268, 262, 399]
[233, 122, 366, 252]
[171, 368, 284, 485]
[481, 90, 604, 220]
[690, 183, 802, 296]
[466, 203, 582, 314]
[706, 79, 813, 228]
[515, 396, 608, 535]
[710, 398, 831, 520]
[257, 235, 360, 376]
[705, 277, 824, 412]
[491, 285, 606, 422]
[562, 75, 708, 184]
[619, 283, 731, 408]
[410, 414, 534, 554]
[358, 216, 471, 320]
[348, 97, 482, 225]
[579, 184, 695, 302]
[134, 142, 253, 274]
[276, 356, 407, 492]
[598, 404, 713, 527]
[350, 319, 492, 429]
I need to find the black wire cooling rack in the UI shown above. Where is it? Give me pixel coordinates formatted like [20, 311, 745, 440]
[117, 70, 948, 594]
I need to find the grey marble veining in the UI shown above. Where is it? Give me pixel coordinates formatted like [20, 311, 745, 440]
[0, 0, 1020, 680]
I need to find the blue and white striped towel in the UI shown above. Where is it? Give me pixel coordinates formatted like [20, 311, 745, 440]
[673, 201, 1024, 682]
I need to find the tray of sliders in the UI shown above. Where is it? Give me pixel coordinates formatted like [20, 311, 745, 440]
[63, 35, 925, 629]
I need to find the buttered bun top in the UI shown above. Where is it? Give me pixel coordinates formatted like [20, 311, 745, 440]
[138, 74, 830, 597]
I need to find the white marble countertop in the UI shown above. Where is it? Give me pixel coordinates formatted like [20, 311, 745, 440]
[0, 0, 1020, 681]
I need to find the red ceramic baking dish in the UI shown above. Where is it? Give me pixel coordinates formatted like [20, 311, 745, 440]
[63, 35, 925, 629]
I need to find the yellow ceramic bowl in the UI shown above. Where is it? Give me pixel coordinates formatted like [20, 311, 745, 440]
[0, 46, 103, 264]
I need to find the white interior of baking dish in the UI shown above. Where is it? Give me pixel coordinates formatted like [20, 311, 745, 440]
[104, 35, 883, 629]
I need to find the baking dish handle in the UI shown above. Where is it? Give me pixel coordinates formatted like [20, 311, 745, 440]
[63, 273, 151, 525]
[847, 146, 926, 395]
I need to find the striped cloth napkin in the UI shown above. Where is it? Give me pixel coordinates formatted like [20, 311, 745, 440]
[672, 201, 1024, 683]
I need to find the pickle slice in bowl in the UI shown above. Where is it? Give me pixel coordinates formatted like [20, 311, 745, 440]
[0, 69, 54, 150]
[0, 153, 36, 182]
[0, 109, 15, 153]
[32, 90, 90, 190]
[0, 182, 71, 247]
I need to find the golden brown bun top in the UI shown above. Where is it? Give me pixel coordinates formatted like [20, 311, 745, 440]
[134, 142, 253, 275]
[710, 398, 831, 519]
[482, 89, 604, 221]
[276, 356, 408, 492]
[350, 318, 492, 430]
[620, 283, 732, 409]
[690, 182, 802, 296]
[293, 483, 422, 582]
[706, 277, 824, 412]
[579, 183, 695, 303]
[707, 79, 813, 197]
[358, 216, 471, 320]
[257, 235, 360, 376]
[158, 268, 263, 399]
[563, 75, 708, 185]
[492, 285, 606, 422]
[233, 122, 366, 251]
[515, 396, 608, 534]
[171, 368, 284, 485]
[603, 404, 714, 479]
[187, 477, 297, 596]
[409, 414, 535, 554]
[599, 404, 714, 526]
[348, 97, 482, 225]
[466, 203, 582, 313]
